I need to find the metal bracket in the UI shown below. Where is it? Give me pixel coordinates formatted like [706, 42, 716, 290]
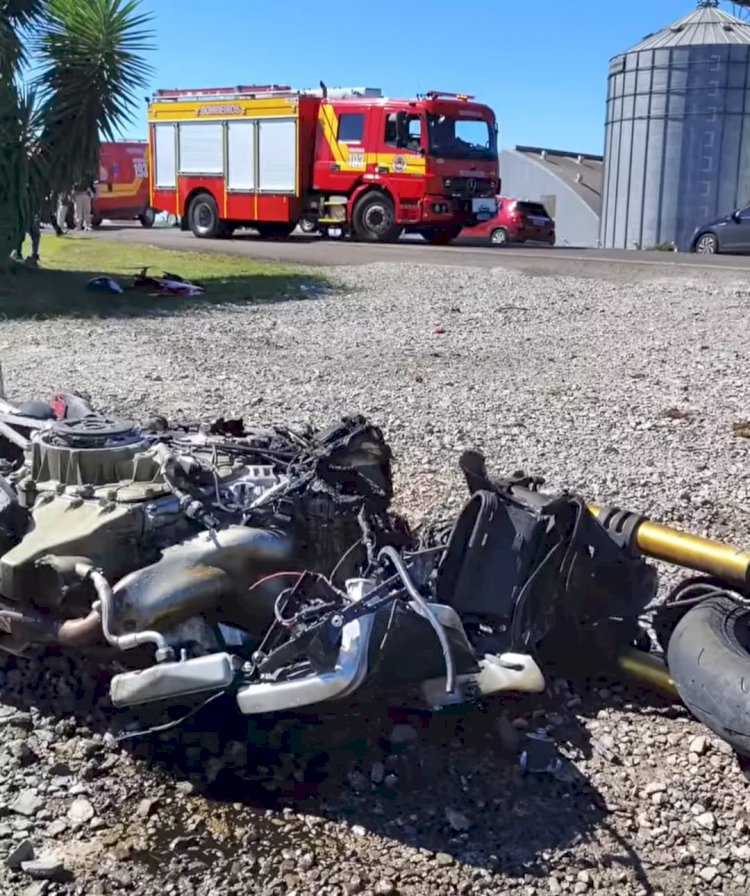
[595, 505, 646, 556]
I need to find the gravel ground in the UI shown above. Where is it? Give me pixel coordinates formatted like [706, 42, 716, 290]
[2, 261, 750, 895]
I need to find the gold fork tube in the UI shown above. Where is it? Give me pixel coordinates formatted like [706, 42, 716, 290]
[587, 503, 750, 588]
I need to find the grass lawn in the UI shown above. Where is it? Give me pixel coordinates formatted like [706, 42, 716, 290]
[0, 234, 324, 319]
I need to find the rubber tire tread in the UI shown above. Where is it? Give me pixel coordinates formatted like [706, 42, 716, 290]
[189, 193, 220, 239]
[139, 207, 156, 228]
[667, 595, 750, 756]
[352, 192, 400, 243]
[696, 232, 719, 254]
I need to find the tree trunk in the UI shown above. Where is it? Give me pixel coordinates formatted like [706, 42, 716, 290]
[0, 81, 27, 273]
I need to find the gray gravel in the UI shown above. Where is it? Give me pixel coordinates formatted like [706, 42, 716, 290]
[1, 261, 750, 894]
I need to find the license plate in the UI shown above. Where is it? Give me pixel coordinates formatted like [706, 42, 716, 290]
[472, 198, 496, 220]
[530, 216, 549, 227]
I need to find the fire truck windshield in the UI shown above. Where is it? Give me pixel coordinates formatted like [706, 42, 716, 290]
[426, 114, 496, 161]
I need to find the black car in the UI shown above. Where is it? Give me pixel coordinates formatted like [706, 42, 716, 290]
[688, 205, 750, 254]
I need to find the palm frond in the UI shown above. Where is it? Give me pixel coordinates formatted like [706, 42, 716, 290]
[34, 0, 154, 131]
[0, 0, 49, 77]
[0, 0, 154, 267]
[32, 0, 154, 192]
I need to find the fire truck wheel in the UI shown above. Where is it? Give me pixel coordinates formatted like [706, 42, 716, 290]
[298, 217, 319, 235]
[352, 192, 401, 243]
[188, 193, 220, 239]
[139, 207, 156, 229]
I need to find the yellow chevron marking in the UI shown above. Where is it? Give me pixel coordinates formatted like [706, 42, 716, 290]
[318, 107, 427, 175]
[318, 106, 346, 164]
[96, 178, 146, 200]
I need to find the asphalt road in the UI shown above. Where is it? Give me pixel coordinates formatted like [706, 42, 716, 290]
[90, 223, 750, 281]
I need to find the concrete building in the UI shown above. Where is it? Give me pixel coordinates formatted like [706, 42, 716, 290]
[499, 146, 604, 247]
[601, 0, 750, 250]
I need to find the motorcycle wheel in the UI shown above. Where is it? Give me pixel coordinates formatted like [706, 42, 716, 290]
[667, 594, 750, 756]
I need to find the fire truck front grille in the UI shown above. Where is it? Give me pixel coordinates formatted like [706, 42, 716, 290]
[444, 178, 495, 198]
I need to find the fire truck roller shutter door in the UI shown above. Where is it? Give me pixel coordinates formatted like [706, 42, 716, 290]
[178, 123, 224, 175]
[154, 125, 177, 189]
[258, 119, 296, 194]
[227, 121, 256, 192]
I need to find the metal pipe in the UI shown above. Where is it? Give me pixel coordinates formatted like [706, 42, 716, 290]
[587, 502, 750, 588]
[111, 525, 293, 632]
[57, 610, 103, 648]
[75, 563, 171, 657]
[0, 607, 102, 648]
[616, 647, 679, 700]
[378, 545, 456, 695]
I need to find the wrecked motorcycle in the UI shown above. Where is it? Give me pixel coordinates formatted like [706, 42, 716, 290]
[0, 383, 748, 759]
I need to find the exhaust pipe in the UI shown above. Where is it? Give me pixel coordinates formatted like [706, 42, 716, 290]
[0, 606, 102, 651]
[1, 525, 295, 657]
[111, 525, 294, 633]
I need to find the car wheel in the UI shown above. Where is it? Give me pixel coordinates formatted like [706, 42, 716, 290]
[490, 227, 509, 246]
[695, 232, 719, 254]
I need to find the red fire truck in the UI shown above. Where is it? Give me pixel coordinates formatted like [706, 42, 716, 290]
[147, 84, 499, 244]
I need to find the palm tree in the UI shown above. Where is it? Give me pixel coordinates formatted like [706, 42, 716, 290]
[0, 0, 154, 270]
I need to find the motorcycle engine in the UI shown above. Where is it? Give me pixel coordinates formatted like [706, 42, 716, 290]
[0, 415, 281, 610]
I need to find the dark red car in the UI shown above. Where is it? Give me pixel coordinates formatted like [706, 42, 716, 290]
[462, 197, 555, 246]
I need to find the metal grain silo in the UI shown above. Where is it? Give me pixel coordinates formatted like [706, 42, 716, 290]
[600, 0, 750, 251]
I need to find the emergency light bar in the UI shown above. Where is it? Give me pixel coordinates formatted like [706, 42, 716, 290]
[153, 85, 292, 99]
[300, 86, 382, 98]
[424, 91, 476, 101]
[151, 85, 382, 102]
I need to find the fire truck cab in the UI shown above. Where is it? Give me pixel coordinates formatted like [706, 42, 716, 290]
[147, 85, 499, 244]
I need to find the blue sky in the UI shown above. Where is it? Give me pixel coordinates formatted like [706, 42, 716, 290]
[127, 0, 744, 155]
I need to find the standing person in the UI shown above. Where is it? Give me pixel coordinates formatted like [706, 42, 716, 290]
[73, 176, 94, 231]
[55, 190, 72, 235]
[10, 214, 41, 267]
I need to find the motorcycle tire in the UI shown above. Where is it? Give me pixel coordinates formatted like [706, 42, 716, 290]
[667, 595, 750, 757]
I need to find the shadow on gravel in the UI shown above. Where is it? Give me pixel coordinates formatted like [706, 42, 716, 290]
[0, 649, 684, 890]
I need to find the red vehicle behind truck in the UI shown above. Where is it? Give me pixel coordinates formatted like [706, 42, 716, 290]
[461, 197, 556, 246]
[92, 141, 157, 228]
[147, 84, 500, 244]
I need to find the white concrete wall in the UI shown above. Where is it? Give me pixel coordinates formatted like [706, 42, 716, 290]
[500, 150, 601, 248]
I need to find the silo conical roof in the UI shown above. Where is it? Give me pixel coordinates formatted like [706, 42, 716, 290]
[627, 3, 750, 52]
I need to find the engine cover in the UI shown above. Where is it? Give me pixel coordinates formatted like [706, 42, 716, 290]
[0, 496, 146, 604]
[27, 415, 150, 489]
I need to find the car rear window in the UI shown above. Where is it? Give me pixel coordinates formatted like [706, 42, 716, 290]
[515, 202, 549, 217]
